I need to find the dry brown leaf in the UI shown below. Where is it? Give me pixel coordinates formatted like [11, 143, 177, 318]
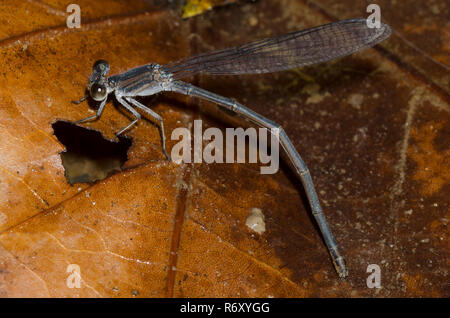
[0, 0, 448, 298]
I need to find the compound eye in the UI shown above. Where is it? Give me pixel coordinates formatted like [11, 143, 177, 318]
[93, 59, 110, 74]
[90, 83, 107, 101]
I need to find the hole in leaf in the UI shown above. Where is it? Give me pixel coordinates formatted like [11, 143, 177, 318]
[52, 121, 132, 185]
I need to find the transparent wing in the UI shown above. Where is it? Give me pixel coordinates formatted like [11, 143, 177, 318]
[162, 18, 391, 80]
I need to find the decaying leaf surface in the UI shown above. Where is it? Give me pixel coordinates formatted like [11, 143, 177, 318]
[182, 0, 241, 18]
[0, 0, 449, 297]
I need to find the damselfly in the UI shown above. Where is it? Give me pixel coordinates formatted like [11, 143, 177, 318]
[73, 18, 392, 278]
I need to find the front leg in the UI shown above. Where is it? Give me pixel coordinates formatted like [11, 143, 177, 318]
[71, 93, 88, 105]
[74, 98, 107, 124]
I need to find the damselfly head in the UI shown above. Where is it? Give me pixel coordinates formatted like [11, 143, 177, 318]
[93, 59, 110, 75]
[88, 59, 111, 101]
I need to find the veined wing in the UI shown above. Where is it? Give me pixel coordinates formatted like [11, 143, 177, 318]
[162, 18, 391, 80]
